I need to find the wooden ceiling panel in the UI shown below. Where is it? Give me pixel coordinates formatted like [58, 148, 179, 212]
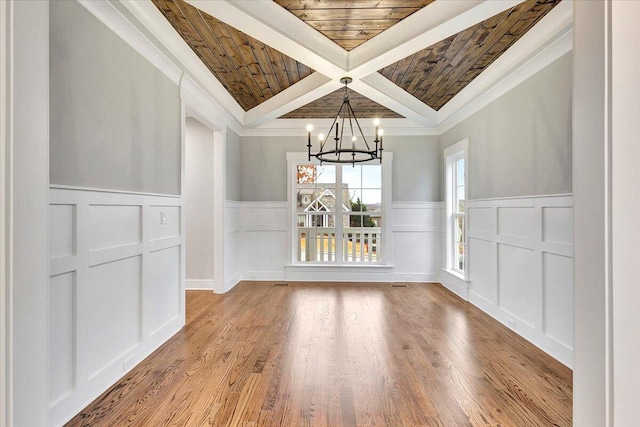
[378, 0, 562, 111]
[281, 88, 403, 119]
[152, 0, 314, 111]
[274, 0, 435, 51]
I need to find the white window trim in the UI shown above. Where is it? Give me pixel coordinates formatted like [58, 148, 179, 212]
[286, 152, 393, 267]
[444, 139, 468, 281]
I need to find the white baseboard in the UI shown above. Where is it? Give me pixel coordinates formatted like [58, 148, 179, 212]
[243, 271, 286, 281]
[392, 273, 438, 282]
[439, 270, 469, 300]
[185, 279, 214, 290]
[224, 273, 242, 292]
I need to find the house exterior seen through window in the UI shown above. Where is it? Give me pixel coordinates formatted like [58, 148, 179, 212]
[453, 156, 465, 273]
[444, 139, 467, 277]
[295, 163, 382, 263]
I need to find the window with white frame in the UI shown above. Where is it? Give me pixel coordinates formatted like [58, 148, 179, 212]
[444, 139, 467, 276]
[290, 154, 390, 264]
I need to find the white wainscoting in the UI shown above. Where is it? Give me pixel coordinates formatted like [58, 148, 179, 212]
[441, 194, 574, 368]
[242, 201, 288, 281]
[224, 201, 243, 291]
[240, 201, 440, 283]
[48, 187, 185, 426]
[391, 203, 440, 282]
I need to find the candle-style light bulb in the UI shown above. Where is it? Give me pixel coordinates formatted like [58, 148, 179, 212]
[306, 124, 313, 132]
[373, 118, 380, 126]
[318, 133, 324, 141]
[352, 135, 356, 150]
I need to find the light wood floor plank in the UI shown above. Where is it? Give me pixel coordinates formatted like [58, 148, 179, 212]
[66, 282, 572, 426]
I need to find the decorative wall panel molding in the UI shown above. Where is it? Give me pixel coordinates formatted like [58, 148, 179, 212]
[441, 194, 573, 367]
[238, 200, 440, 283]
[48, 187, 185, 426]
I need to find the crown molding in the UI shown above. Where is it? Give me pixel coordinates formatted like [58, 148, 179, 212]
[78, 0, 182, 84]
[120, 0, 245, 123]
[181, 74, 244, 135]
[437, 0, 573, 134]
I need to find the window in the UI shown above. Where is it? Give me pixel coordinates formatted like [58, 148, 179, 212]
[444, 139, 468, 276]
[290, 154, 389, 265]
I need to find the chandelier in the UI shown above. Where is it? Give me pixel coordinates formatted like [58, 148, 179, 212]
[306, 77, 383, 165]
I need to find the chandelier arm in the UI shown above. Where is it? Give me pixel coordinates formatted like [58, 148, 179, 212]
[347, 101, 372, 151]
[346, 100, 355, 139]
[321, 101, 345, 152]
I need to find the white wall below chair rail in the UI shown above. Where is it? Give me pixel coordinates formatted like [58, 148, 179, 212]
[440, 194, 573, 368]
[224, 200, 243, 292]
[239, 201, 441, 283]
[48, 186, 185, 426]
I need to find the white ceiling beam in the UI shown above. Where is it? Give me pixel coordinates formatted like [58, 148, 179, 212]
[185, 0, 347, 79]
[347, 0, 525, 78]
[355, 73, 439, 126]
[243, 73, 340, 128]
[437, 0, 574, 130]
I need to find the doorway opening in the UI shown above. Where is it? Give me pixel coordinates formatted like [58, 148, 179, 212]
[184, 117, 216, 292]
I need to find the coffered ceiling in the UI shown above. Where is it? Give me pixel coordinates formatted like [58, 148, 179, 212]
[133, 0, 573, 129]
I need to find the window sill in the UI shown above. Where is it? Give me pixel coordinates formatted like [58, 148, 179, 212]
[286, 263, 394, 270]
[441, 268, 469, 282]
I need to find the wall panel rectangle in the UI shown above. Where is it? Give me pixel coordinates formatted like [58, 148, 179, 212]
[88, 205, 141, 251]
[49, 272, 76, 404]
[147, 247, 181, 335]
[49, 204, 76, 258]
[543, 252, 573, 348]
[87, 256, 142, 376]
[497, 243, 537, 327]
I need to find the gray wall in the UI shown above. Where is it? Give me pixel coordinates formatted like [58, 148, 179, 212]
[185, 118, 215, 281]
[50, 0, 181, 195]
[384, 135, 441, 202]
[226, 128, 241, 201]
[440, 52, 572, 200]
[239, 135, 441, 202]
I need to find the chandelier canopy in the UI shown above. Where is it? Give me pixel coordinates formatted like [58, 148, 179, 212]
[307, 77, 383, 165]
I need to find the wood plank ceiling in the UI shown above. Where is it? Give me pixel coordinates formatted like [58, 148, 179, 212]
[153, 0, 562, 120]
[152, 0, 314, 111]
[379, 0, 562, 111]
[273, 0, 435, 51]
[281, 88, 403, 119]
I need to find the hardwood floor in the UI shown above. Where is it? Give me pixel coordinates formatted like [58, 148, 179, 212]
[67, 282, 572, 426]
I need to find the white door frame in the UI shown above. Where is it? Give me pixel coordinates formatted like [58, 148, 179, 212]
[1, 2, 10, 426]
[180, 75, 227, 294]
[2, 1, 50, 426]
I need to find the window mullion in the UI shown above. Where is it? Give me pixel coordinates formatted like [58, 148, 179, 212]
[335, 164, 343, 263]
